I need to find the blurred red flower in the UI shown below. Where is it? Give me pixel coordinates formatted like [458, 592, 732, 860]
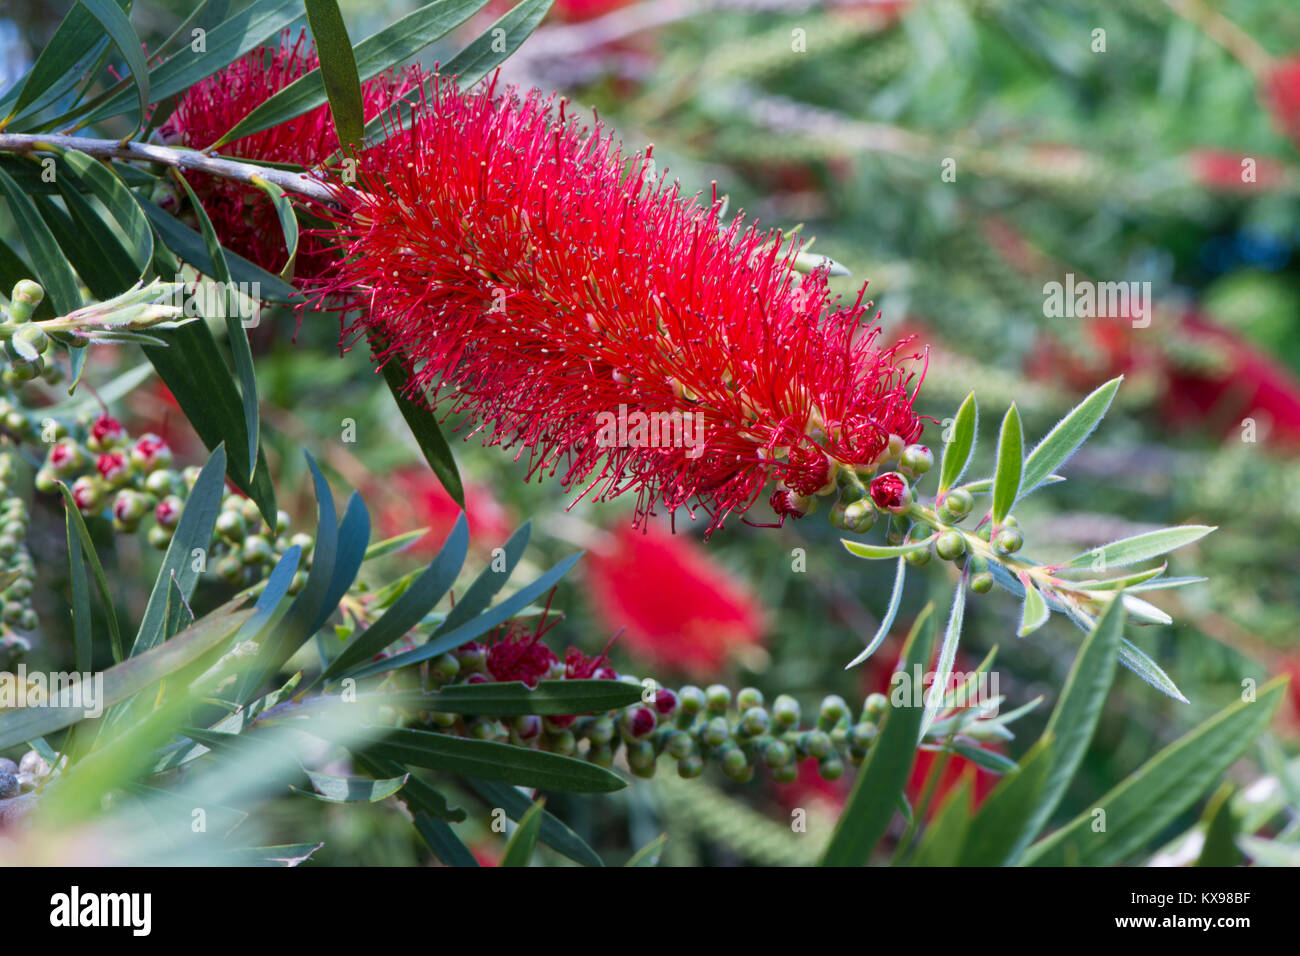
[372, 467, 513, 555]
[584, 521, 765, 676]
[1263, 55, 1300, 146]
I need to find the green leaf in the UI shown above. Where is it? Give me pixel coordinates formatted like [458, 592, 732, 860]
[821, 604, 935, 866]
[841, 535, 935, 560]
[56, 482, 124, 662]
[1122, 575, 1208, 593]
[360, 0, 555, 144]
[293, 770, 408, 803]
[170, 172, 260, 481]
[303, 0, 365, 148]
[0, 166, 82, 314]
[1060, 525, 1216, 571]
[500, 799, 545, 867]
[1063, 563, 1167, 591]
[362, 529, 425, 561]
[1194, 783, 1242, 867]
[87, 0, 306, 122]
[353, 751, 465, 822]
[321, 515, 468, 681]
[216, 0, 491, 146]
[467, 779, 603, 867]
[58, 150, 152, 276]
[1017, 580, 1049, 636]
[626, 834, 669, 867]
[0, 597, 253, 750]
[922, 584, 966, 739]
[845, 556, 906, 668]
[369, 728, 627, 793]
[990, 403, 1022, 525]
[1009, 599, 1124, 861]
[130, 445, 227, 657]
[76, 0, 149, 130]
[910, 775, 974, 867]
[952, 740, 1019, 774]
[429, 522, 529, 637]
[1025, 677, 1287, 866]
[957, 736, 1053, 865]
[64, 505, 93, 673]
[33, 193, 136, 303]
[1118, 638, 1187, 703]
[1021, 376, 1121, 497]
[414, 813, 478, 866]
[380, 357, 464, 508]
[937, 391, 976, 493]
[2, 0, 122, 121]
[248, 175, 299, 281]
[385, 679, 644, 716]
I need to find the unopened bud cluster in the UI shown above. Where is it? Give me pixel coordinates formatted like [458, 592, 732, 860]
[0, 452, 37, 645]
[0, 749, 66, 801]
[1, 281, 65, 387]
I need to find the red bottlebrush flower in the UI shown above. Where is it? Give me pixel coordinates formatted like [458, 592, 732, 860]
[584, 521, 765, 676]
[564, 637, 619, 681]
[869, 472, 909, 511]
[1263, 55, 1300, 146]
[372, 467, 513, 556]
[159, 33, 416, 277]
[309, 75, 925, 535]
[485, 624, 559, 688]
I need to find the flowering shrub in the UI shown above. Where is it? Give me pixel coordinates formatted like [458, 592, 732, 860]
[0, 0, 1294, 878]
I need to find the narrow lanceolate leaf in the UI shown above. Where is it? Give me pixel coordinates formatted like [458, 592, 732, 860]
[414, 813, 478, 866]
[938, 391, 977, 493]
[56, 483, 123, 662]
[842, 535, 936, 560]
[1123, 575, 1208, 594]
[0, 167, 82, 314]
[294, 771, 408, 804]
[1064, 563, 1167, 591]
[958, 736, 1054, 866]
[822, 604, 935, 866]
[910, 776, 974, 867]
[1009, 600, 1124, 861]
[500, 800, 546, 867]
[626, 835, 669, 867]
[370, 728, 626, 793]
[991, 403, 1022, 524]
[380, 357, 464, 508]
[59, 150, 152, 276]
[0, 597, 252, 750]
[216, 0, 491, 146]
[77, 0, 150, 130]
[1017, 579, 1050, 636]
[303, 0, 365, 148]
[249, 175, 299, 281]
[922, 584, 967, 740]
[64, 507, 93, 674]
[1060, 525, 1215, 571]
[171, 172, 260, 481]
[1020, 376, 1122, 497]
[1120, 593, 1173, 626]
[467, 779, 603, 867]
[845, 557, 906, 669]
[131, 445, 228, 657]
[1118, 639, 1187, 702]
[1025, 678, 1287, 866]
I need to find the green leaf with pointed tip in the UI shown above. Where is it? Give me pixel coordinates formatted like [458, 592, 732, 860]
[1122, 575, 1208, 593]
[76, 0, 149, 130]
[938, 391, 977, 493]
[1063, 563, 1167, 591]
[1021, 377, 1121, 497]
[303, 0, 364, 148]
[500, 799, 545, 866]
[216, 0, 491, 146]
[991, 404, 1022, 524]
[845, 556, 906, 668]
[910, 775, 974, 867]
[1061, 525, 1216, 571]
[1009, 599, 1124, 861]
[1025, 678, 1287, 866]
[369, 728, 626, 793]
[414, 813, 478, 866]
[626, 834, 669, 867]
[1118, 639, 1187, 702]
[380, 356, 464, 509]
[1018, 582, 1049, 636]
[841, 535, 936, 560]
[468, 779, 603, 867]
[294, 771, 408, 804]
[0, 167, 81, 314]
[2, 0, 121, 121]
[56, 483, 123, 662]
[922, 584, 966, 739]
[822, 604, 935, 866]
[248, 175, 299, 281]
[958, 736, 1054, 866]
[59, 150, 152, 276]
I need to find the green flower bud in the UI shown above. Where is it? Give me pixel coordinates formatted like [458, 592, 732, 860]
[147, 525, 173, 550]
[705, 683, 731, 713]
[939, 488, 974, 522]
[935, 530, 967, 561]
[216, 554, 244, 584]
[547, 730, 577, 756]
[676, 754, 705, 778]
[720, 747, 749, 781]
[739, 706, 770, 737]
[588, 743, 614, 768]
[851, 721, 878, 749]
[772, 694, 800, 728]
[818, 756, 845, 781]
[664, 730, 695, 759]
[9, 280, 44, 323]
[843, 499, 877, 534]
[818, 695, 849, 729]
[994, 526, 1024, 555]
[215, 509, 246, 543]
[828, 500, 849, 530]
[771, 762, 799, 784]
[970, 571, 994, 594]
[904, 541, 932, 567]
[588, 715, 615, 745]
[763, 739, 793, 768]
[241, 534, 274, 565]
[737, 686, 764, 710]
[627, 740, 657, 777]
[864, 692, 888, 720]
[702, 716, 730, 747]
[144, 469, 179, 497]
[899, 444, 933, 477]
[238, 497, 262, 526]
[33, 469, 56, 494]
[2, 601, 22, 625]
[287, 571, 308, 596]
[430, 652, 460, 683]
[111, 489, 148, 531]
[677, 685, 705, 716]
